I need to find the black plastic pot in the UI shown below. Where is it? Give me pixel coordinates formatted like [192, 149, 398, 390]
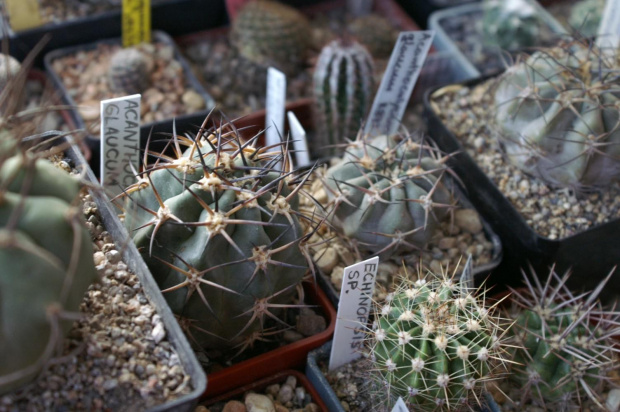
[395, 0, 479, 29]
[4, 0, 227, 67]
[423, 77, 620, 300]
[43, 30, 215, 179]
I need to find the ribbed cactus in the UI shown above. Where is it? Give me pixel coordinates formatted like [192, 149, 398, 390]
[321, 133, 454, 258]
[120, 119, 316, 353]
[366, 267, 509, 410]
[482, 0, 542, 51]
[313, 39, 374, 157]
[568, 0, 604, 38]
[108, 47, 152, 94]
[507, 268, 620, 410]
[230, 0, 310, 76]
[493, 41, 620, 189]
[347, 15, 398, 59]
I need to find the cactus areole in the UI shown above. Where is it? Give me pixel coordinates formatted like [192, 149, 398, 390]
[121, 122, 313, 353]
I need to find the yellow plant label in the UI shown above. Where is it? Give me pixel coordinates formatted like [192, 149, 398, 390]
[122, 0, 151, 47]
[5, 0, 42, 31]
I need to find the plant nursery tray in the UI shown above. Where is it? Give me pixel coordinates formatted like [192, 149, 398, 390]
[423, 77, 620, 300]
[43, 30, 216, 178]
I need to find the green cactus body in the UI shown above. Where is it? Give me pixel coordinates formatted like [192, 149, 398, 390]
[108, 47, 152, 94]
[121, 127, 311, 352]
[568, 0, 604, 38]
[322, 133, 453, 257]
[482, 0, 542, 51]
[367, 270, 508, 410]
[494, 42, 620, 189]
[0, 154, 97, 394]
[230, 0, 310, 76]
[347, 15, 398, 59]
[313, 39, 374, 157]
[508, 270, 620, 409]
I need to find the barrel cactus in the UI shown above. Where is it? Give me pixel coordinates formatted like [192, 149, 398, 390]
[482, 0, 542, 51]
[568, 0, 604, 38]
[507, 268, 620, 410]
[313, 39, 374, 157]
[108, 47, 152, 94]
[321, 133, 454, 258]
[493, 41, 620, 189]
[366, 267, 510, 410]
[120, 121, 315, 353]
[230, 0, 310, 76]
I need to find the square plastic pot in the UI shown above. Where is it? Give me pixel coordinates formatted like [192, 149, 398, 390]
[423, 77, 620, 300]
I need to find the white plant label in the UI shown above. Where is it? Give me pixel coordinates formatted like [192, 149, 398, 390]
[596, 0, 620, 49]
[286, 111, 311, 167]
[329, 256, 379, 371]
[461, 254, 475, 289]
[100, 94, 141, 197]
[266, 67, 286, 150]
[364, 31, 434, 137]
[391, 397, 408, 412]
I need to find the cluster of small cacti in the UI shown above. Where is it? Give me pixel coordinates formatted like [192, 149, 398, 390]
[119, 118, 317, 353]
[107, 47, 153, 94]
[493, 40, 620, 189]
[568, 0, 604, 38]
[230, 0, 311, 76]
[321, 133, 454, 258]
[365, 266, 509, 410]
[313, 39, 375, 156]
[481, 0, 542, 51]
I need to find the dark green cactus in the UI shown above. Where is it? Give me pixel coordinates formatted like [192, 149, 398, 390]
[321, 133, 454, 258]
[367, 266, 509, 410]
[493, 40, 620, 189]
[108, 47, 152, 94]
[481, 0, 542, 51]
[313, 39, 374, 157]
[120, 119, 317, 353]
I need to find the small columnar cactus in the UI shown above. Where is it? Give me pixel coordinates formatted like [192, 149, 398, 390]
[322, 133, 454, 258]
[108, 47, 152, 94]
[120, 118, 317, 353]
[347, 15, 398, 59]
[493, 41, 620, 189]
[568, 0, 604, 38]
[313, 39, 374, 157]
[482, 0, 542, 51]
[507, 268, 620, 410]
[230, 0, 310, 76]
[366, 267, 509, 410]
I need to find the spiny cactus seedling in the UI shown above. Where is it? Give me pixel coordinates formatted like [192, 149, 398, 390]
[230, 0, 310, 76]
[321, 133, 455, 258]
[347, 15, 398, 59]
[313, 39, 374, 157]
[481, 0, 542, 51]
[366, 264, 510, 410]
[108, 47, 152, 94]
[119, 116, 320, 354]
[507, 268, 620, 410]
[568, 0, 604, 38]
[493, 40, 620, 189]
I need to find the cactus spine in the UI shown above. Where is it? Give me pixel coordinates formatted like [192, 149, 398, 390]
[108, 47, 152, 94]
[568, 0, 604, 38]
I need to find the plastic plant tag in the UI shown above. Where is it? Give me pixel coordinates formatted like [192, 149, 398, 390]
[5, 0, 42, 31]
[286, 111, 311, 168]
[596, 0, 620, 50]
[460, 254, 474, 289]
[266, 67, 286, 150]
[391, 397, 408, 412]
[364, 31, 434, 137]
[122, 0, 151, 47]
[100, 94, 141, 197]
[328, 256, 379, 371]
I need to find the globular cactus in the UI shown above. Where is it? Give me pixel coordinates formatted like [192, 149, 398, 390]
[481, 0, 542, 51]
[568, 0, 604, 38]
[108, 47, 152, 94]
[313, 39, 374, 157]
[507, 268, 620, 410]
[321, 133, 454, 258]
[230, 0, 310, 76]
[493, 40, 620, 189]
[366, 266, 510, 410]
[120, 119, 317, 353]
[347, 15, 398, 59]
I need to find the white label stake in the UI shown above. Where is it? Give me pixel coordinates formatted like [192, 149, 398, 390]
[286, 111, 311, 167]
[364, 31, 434, 137]
[266, 67, 286, 150]
[596, 0, 620, 50]
[329, 256, 379, 371]
[100, 94, 141, 197]
[391, 397, 408, 412]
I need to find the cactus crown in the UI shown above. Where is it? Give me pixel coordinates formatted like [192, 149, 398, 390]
[119, 115, 320, 355]
[108, 47, 152, 94]
[366, 264, 510, 411]
[481, 0, 542, 51]
[493, 39, 620, 190]
[507, 268, 620, 410]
